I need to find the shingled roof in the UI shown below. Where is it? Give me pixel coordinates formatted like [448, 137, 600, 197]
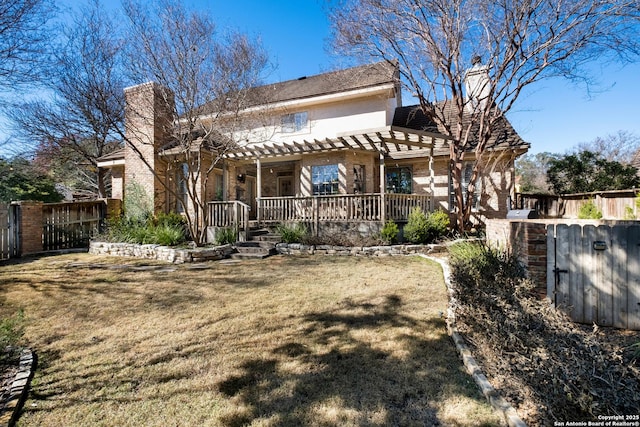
[196, 61, 399, 115]
[393, 103, 529, 152]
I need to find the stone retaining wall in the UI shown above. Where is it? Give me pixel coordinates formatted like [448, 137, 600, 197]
[90, 240, 447, 262]
[89, 241, 234, 263]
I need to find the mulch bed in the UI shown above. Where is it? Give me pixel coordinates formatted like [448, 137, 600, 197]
[451, 264, 640, 425]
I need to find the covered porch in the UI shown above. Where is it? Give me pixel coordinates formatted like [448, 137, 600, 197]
[208, 126, 449, 236]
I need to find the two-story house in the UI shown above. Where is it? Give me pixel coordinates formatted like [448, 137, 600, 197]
[98, 61, 529, 240]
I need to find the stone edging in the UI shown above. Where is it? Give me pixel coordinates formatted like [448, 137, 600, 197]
[0, 348, 35, 427]
[422, 255, 526, 427]
[275, 242, 447, 256]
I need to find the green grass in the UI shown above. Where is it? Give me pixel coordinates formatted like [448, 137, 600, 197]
[0, 254, 502, 427]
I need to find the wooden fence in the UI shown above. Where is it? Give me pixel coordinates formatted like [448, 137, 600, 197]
[517, 189, 639, 219]
[42, 201, 106, 251]
[547, 223, 640, 330]
[0, 204, 18, 260]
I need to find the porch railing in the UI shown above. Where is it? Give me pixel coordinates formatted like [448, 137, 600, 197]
[385, 193, 432, 221]
[258, 193, 432, 224]
[207, 201, 250, 240]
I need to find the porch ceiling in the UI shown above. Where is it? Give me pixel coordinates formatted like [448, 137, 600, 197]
[223, 126, 451, 160]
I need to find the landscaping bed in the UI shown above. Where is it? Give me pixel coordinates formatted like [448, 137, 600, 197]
[448, 242, 640, 425]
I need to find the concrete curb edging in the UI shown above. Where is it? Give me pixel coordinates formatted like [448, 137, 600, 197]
[0, 348, 36, 427]
[422, 255, 527, 427]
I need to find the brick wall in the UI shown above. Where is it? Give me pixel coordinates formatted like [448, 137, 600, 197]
[124, 82, 174, 213]
[485, 219, 548, 295]
[15, 201, 44, 255]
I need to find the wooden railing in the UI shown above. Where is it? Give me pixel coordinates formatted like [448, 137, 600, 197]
[207, 201, 250, 239]
[258, 193, 432, 224]
[385, 193, 432, 221]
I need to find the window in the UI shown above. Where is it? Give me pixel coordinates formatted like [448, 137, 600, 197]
[281, 111, 308, 133]
[175, 163, 189, 213]
[312, 164, 339, 195]
[385, 167, 412, 194]
[449, 162, 480, 211]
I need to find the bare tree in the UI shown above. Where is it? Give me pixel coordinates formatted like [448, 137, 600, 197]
[331, 0, 640, 230]
[574, 130, 640, 165]
[7, 0, 125, 198]
[0, 0, 54, 89]
[120, 0, 269, 244]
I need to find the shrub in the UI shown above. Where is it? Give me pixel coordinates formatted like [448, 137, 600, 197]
[103, 212, 188, 246]
[427, 209, 450, 239]
[403, 207, 450, 243]
[215, 227, 238, 245]
[448, 241, 524, 293]
[623, 206, 635, 220]
[124, 182, 153, 221]
[380, 220, 399, 244]
[276, 223, 308, 243]
[403, 207, 429, 243]
[577, 200, 603, 219]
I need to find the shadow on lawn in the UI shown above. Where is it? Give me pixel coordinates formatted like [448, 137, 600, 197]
[217, 295, 495, 427]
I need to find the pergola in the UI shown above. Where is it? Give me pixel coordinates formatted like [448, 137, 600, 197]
[223, 125, 452, 203]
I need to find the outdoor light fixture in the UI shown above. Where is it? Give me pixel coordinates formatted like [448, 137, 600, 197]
[237, 173, 246, 183]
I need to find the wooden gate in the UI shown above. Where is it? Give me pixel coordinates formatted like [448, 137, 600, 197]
[547, 224, 640, 330]
[0, 203, 18, 260]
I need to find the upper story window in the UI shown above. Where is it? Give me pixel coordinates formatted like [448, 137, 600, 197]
[281, 111, 308, 133]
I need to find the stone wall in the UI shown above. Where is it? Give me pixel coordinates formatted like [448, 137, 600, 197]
[89, 241, 234, 263]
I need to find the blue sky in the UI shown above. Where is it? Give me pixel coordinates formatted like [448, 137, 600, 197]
[206, 0, 640, 155]
[4, 0, 639, 156]
[203, 0, 640, 155]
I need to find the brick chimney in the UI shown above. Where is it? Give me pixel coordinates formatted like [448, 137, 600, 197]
[123, 82, 175, 214]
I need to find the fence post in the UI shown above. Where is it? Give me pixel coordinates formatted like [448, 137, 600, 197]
[14, 201, 44, 256]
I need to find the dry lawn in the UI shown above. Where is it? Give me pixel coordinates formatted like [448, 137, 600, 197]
[0, 254, 503, 426]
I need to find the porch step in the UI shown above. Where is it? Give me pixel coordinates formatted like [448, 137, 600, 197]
[247, 228, 282, 243]
[231, 241, 277, 260]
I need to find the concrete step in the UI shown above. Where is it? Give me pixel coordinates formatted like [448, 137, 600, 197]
[253, 233, 282, 243]
[232, 241, 276, 259]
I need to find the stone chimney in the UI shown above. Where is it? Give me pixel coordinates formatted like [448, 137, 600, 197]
[464, 56, 491, 111]
[123, 82, 175, 214]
